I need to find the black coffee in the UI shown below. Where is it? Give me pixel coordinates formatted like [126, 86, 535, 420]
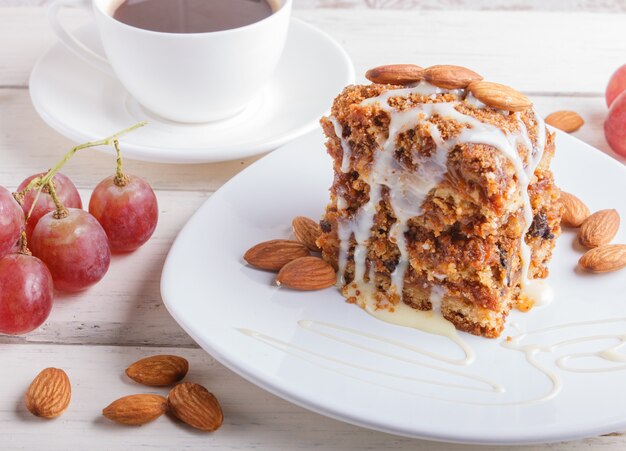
[113, 0, 275, 33]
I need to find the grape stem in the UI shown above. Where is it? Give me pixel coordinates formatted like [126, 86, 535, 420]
[25, 188, 43, 225]
[47, 181, 69, 219]
[17, 231, 31, 256]
[15, 121, 147, 222]
[113, 140, 130, 187]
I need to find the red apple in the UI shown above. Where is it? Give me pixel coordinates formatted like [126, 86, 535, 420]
[604, 90, 626, 158]
[606, 64, 626, 108]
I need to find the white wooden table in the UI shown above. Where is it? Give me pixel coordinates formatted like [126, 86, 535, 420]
[1, 4, 625, 450]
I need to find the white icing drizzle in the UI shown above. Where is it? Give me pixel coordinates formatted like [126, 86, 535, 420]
[523, 280, 554, 307]
[329, 116, 352, 173]
[239, 329, 495, 397]
[515, 110, 552, 306]
[336, 213, 350, 286]
[330, 81, 550, 335]
[499, 317, 626, 405]
[299, 319, 471, 365]
[429, 285, 445, 316]
[238, 320, 500, 395]
[464, 92, 486, 108]
[336, 195, 348, 211]
[343, 283, 474, 361]
[239, 317, 626, 406]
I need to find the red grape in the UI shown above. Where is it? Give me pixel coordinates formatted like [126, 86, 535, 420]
[18, 172, 82, 238]
[0, 186, 24, 258]
[606, 64, 626, 108]
[604, 90, 626, 158]
[89, 175, 158, 252]
[0, 253, 54, 335]
[31, 208, 111, 292]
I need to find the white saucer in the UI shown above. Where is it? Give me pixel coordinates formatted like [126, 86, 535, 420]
[29, 19, 355, 164]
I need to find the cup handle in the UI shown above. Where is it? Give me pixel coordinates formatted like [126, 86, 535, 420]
[48, 0, 114, 76]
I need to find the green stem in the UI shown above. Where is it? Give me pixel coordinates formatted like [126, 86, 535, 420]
[26, 189, 43, 223]
[38, 121, 146, 189]
[47, 181, 68, 219]
[15, 121, 146, 221]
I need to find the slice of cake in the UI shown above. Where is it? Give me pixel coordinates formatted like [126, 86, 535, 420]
[317, 64, 562, 338]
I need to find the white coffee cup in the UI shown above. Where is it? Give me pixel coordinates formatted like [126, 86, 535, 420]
[48, 0, 292, 123]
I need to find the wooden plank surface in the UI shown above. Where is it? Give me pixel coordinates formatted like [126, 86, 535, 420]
[3, 0, 626, 11]
[1, 8, 626, 94]
[2, 344, 624, 451]
[1, 5, 626, 450]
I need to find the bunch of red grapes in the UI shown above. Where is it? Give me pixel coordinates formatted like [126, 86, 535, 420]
[0, 123, 158, 336]
[605, 64, 626, 158]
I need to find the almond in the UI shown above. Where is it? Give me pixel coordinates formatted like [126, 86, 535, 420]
[103, 394, 168, 426]
[579, 209, 620, 248]
[244, 239, 310, 271]
[560, 191, 590, 227]
[126, 355, 189, 387]
[276, 256, 336, 290]
[545, 110, 584, 133]
[25, 368, 71, 419]
[168, 382, 223, 432]
[424, 65, 483, 89]
[468, 81, 532, 112]
[292, 216, 322, 252]
[579, 244, 626, 273]
[365, 64, 424, 85]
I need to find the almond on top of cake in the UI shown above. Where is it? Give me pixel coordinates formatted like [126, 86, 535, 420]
[317, 64, 562, 338]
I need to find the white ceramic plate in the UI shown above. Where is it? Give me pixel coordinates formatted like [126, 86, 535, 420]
[161, 129, 626, 445]
[29, 19, 354, 164]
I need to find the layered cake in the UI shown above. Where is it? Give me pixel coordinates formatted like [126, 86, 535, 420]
[317, 65, 562, 338]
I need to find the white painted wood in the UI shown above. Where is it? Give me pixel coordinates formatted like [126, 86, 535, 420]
[307, 9, 626, 95]
[1, 344, 625, 450]
[1, 5, 625, 449]
[295, 0, 626, 12]
[1, 8, 625, 94]
[3, 0, 626, 12]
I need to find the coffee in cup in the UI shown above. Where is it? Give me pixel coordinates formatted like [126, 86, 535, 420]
[113, 0, 276, 34]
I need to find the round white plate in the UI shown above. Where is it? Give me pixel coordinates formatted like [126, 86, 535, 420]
[29, 19, 354, 164]
[161, 129, 626, 445]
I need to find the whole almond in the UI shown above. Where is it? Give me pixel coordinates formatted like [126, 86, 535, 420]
[25, 368, 71, 419]
[545, 110, 584, 133]
[292, 216, 322, 252]
[244, 239, 310, 271]
[468, 81, 532, 112]
[103, 394, 168, 426]
[579, 209, 620, 248]
[579, 244, 626, 273]
[126, 355, 189, 387]
[168, 382, 223, 432]
[365, 64, 424, 85]
[560, 191, 590, 227]
[276, 256, 336, 290]
[424, 65, 483, 89]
